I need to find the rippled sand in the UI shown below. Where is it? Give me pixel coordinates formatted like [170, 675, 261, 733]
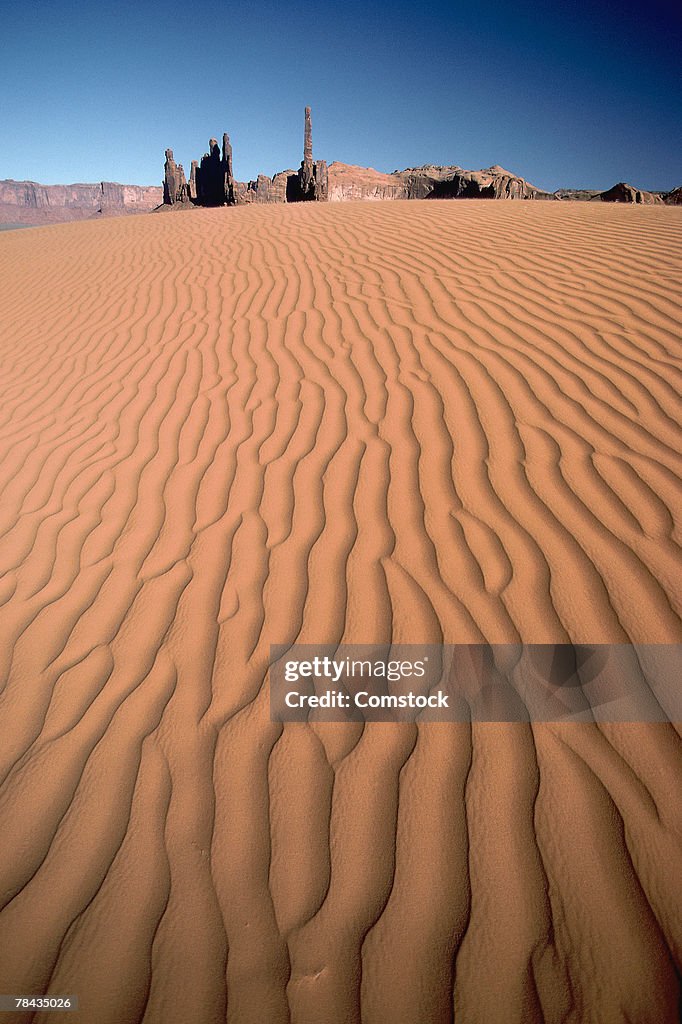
[0, 200, 680, 1023]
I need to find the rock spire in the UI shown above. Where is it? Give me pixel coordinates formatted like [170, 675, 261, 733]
[163, 149, 189, 205]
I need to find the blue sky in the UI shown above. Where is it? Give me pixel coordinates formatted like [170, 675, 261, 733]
[2, 0, 680, 191]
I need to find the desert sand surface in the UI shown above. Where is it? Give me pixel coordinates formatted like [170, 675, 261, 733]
[0, 200, 680, 1024]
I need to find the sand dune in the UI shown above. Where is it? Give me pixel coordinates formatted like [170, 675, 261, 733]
[0, 200, 680, 1023]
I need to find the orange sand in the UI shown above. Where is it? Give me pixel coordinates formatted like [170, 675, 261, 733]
[0, 201, 680, 1023]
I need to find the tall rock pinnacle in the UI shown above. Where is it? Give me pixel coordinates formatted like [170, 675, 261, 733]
[222, 133, 235, 205]
[163, 149, 188, 205]
[196, 139, 223, 206]
[300, 107, 315, 197]
[298, 106, 328, 202]
[304, 106, 313, 166]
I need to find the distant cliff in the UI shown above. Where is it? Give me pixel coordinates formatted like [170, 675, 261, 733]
[555, 184, 677, 203]
[0, 180, 162, 226]
[326, 163, 555, 202]
[2, 164, 679, 231]
[594, 182, 664, 204]
[325, 164, 408, 202]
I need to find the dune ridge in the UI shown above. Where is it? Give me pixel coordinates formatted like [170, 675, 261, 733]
[0, 200, 680, 1023]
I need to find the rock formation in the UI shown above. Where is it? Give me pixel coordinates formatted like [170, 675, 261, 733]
[301, 106, 314, 192]
[191, 136, 236, 206]
[162, 110, 554, 210]
[395, 165, 463, 200]
[397, 165, 553, 200]
[325, 163, 554, 202]
[163, 107, 328, 209]
[554, 189, 602, 201]
[313, 159, 329, 202]
[297, 106, 328, 202]
[423, 165, 554, 200]
[158, 113, 674, 213]
[222, 134, 235, 205]
[3, 105, 676, 228]
[195, 140, 220, 206]
[326, 163, 406, 202]
[556, 185, 681, 203]
[163, 149, 189, 205]
[596, 182, 663, 204]
[0, 179, 162, 226]
[235, 171, 299, 204]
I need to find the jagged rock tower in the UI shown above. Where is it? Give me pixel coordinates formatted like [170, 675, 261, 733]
[222, 133, 235, 205]
[189, 160, 198, 200]
[298, 106, 328, 202]
[163, 149, 189, 205]
[196, 139, 223, 206]
[300, 106, 314, 195]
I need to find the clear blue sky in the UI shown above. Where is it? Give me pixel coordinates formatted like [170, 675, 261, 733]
[2, 0, 680, 191]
